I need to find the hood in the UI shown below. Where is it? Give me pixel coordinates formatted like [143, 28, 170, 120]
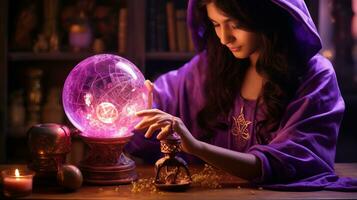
[187, 0, 322, 61]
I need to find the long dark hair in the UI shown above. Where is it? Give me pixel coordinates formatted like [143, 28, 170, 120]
[196, 0, 306, 144]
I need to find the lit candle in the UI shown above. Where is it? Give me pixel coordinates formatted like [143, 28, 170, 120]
[1, 168, 35, 198]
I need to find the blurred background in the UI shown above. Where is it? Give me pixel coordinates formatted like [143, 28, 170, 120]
[0, 0, 356, 164]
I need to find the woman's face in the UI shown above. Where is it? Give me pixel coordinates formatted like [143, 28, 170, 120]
[206, 3, 261, 61]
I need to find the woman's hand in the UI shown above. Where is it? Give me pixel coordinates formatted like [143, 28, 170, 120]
[134, 109, 202, 154]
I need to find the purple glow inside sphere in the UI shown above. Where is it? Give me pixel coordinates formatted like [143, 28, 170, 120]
[62, 54, 148, 138]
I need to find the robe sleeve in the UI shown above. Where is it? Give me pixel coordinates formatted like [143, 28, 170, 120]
[248, 55, 351, 190]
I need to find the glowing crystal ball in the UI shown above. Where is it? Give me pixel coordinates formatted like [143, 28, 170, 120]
[62, 54, 148, 138]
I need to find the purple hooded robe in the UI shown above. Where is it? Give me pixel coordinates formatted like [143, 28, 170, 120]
[126, 0, 357, 191]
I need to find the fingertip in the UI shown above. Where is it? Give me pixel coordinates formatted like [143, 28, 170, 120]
[144, 80, 153, 90]
[156, 132, 167, 140]
[135, 111, 143, 116]
[145, 79, 153, 85]
[156, 132, 162, 140]
[145, 132, 152, 139]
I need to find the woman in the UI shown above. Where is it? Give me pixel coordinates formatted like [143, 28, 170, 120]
[126, 0, 357, 190]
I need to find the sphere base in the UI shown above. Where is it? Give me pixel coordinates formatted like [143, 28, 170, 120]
[79, 135, 137, 185]
[80, 154, 137, 185]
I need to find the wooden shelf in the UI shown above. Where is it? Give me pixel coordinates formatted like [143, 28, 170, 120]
[8, 52, 125, 62]
[145, 52, 195, 61]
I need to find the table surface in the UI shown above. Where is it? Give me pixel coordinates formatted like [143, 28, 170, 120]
[1, 163, 357, 200]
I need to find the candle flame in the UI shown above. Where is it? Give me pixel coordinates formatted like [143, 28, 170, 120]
[15, 169, 20, 177]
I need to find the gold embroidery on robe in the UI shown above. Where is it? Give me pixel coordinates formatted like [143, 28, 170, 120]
[232, 106, 252, 140]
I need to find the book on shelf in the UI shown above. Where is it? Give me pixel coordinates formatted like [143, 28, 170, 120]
[118, 6, 128, 54]
[166, 0, 177, 52]
[175, 9, 188, 52]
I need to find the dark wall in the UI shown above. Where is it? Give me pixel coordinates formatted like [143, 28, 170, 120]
[336, 95, 357, 162]
[0, 0, 8, 163]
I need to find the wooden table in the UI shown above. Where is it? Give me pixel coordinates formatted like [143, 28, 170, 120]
[1, 163, 356, 199]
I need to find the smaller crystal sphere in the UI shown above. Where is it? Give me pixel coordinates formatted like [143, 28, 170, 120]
[62, 54, 148, 138]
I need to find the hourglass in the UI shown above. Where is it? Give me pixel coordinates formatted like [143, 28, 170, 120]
[154, 132, 192, 191]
